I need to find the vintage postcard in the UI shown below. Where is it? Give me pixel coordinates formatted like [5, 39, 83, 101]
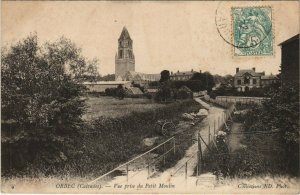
[1, 0, 299, 194]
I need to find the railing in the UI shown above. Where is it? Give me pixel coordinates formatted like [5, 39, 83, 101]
[171, 151, 198, 179]
[89, 98, 237, 183]
[89, 136, 176, 184]
[170, 101, 235, 180]
[216, 96, 270, 104]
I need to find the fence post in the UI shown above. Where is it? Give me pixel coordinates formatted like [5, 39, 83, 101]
[126, 164, 129, 182]
[185, 162, 188, 180]
[173, 138, 176, 155]
[147, 163, 150, 179]
[196, 152, 199, 176]
[214, 120, 216, 133]
[163, 143, 166, 165]
[208, 126, 211, 144]
[198, 132, 203, 175]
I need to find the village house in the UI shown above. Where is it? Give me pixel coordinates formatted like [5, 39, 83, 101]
[261, 74, 278, 87]
[123, 71, 160, 85]
[170, 69, 198, 81]
[83, 81, 131, 94]
[233, 67, 278, 92]
[278, 34, 299, 86]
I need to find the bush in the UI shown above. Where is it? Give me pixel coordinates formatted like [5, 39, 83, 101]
[1, 35, 98, 177]
[176, 90, 190, 99]
[105, 88, 118, 96]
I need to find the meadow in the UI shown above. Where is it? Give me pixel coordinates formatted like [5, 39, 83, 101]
[83, 96, 167, 119]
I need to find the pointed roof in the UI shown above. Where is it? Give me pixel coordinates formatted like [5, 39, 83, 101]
[234, 69, 263, 77]
[119, 26, 132, 40]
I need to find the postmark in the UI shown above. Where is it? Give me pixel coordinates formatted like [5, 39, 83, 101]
[215, 2, 274, 57]
[232, 6, 273, 56]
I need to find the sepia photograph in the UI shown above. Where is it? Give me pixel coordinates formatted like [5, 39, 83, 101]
[1, 0, 299, 194]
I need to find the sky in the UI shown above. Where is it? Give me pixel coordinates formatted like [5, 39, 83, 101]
[2, 1, 299, 76]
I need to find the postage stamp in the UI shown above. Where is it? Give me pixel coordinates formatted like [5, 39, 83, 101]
[231, 6, 273, 56]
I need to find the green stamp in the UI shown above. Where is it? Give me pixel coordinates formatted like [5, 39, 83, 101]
[232, 6, 273, 56]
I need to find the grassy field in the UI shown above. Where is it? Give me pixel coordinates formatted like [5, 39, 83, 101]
[79, 99, 202, 179]
[83, 96, 167, 119]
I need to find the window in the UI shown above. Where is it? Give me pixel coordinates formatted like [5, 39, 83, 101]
[237, 79, 241, 85]
[253, 79, 257, 84]
[128, 50, 132, 58]
[119, 50, 123, 58]
[244, 77, 250, 84]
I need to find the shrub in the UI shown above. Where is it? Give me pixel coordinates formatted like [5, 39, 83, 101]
[1, 35, 98, 177]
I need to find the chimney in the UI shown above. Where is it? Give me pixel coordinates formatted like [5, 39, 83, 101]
[177, 70, 179, 73]
[191, 69, 193, 72]
[236, 67, 239, 73]
[200, 70, 202, 73]
[252, 67, 256, 72]
[171, 71, 173, 75]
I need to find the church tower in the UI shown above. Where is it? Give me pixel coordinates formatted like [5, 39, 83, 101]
[115, 26, 135, 80]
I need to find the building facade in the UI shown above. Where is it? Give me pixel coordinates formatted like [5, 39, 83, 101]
[170, 69, 197, 81]
[83, 81, 131, 93]
[278, 34, 299, 86]
[115, 27, 135, 81]
[261, 74, 278, 87]
[233, 67, 278, 92]
[123, 71, 160, 83]
[234, 68, 262, 91]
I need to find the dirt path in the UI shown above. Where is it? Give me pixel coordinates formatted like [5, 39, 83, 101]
[227, 122, 245, 152]
[154, 98, 225, 181]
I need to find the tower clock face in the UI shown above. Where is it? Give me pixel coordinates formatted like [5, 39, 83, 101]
[123, 41, 128, 47]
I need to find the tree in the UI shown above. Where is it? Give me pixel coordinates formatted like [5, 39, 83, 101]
[1, 34, 99, 175]
[242, 83, 299, 175]
[116, 84, 125, 99]
[97, 74, 115, 81]
[190, 71, 215, 92]
[159, 70, 170, 82]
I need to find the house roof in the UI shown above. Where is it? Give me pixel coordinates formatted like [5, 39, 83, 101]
[278, 34, 299, 46]
[83, 81, 130, 85]
[234, 69, 263, 77]
[261, 75, 278, 80]
[126, 87, 143, 95]
[125, 71, 160, 80]
[171, 70, 195, 76]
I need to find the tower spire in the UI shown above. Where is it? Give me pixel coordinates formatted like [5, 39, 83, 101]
[115, 26, 135, 80]
[119, 26, 131, 40]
